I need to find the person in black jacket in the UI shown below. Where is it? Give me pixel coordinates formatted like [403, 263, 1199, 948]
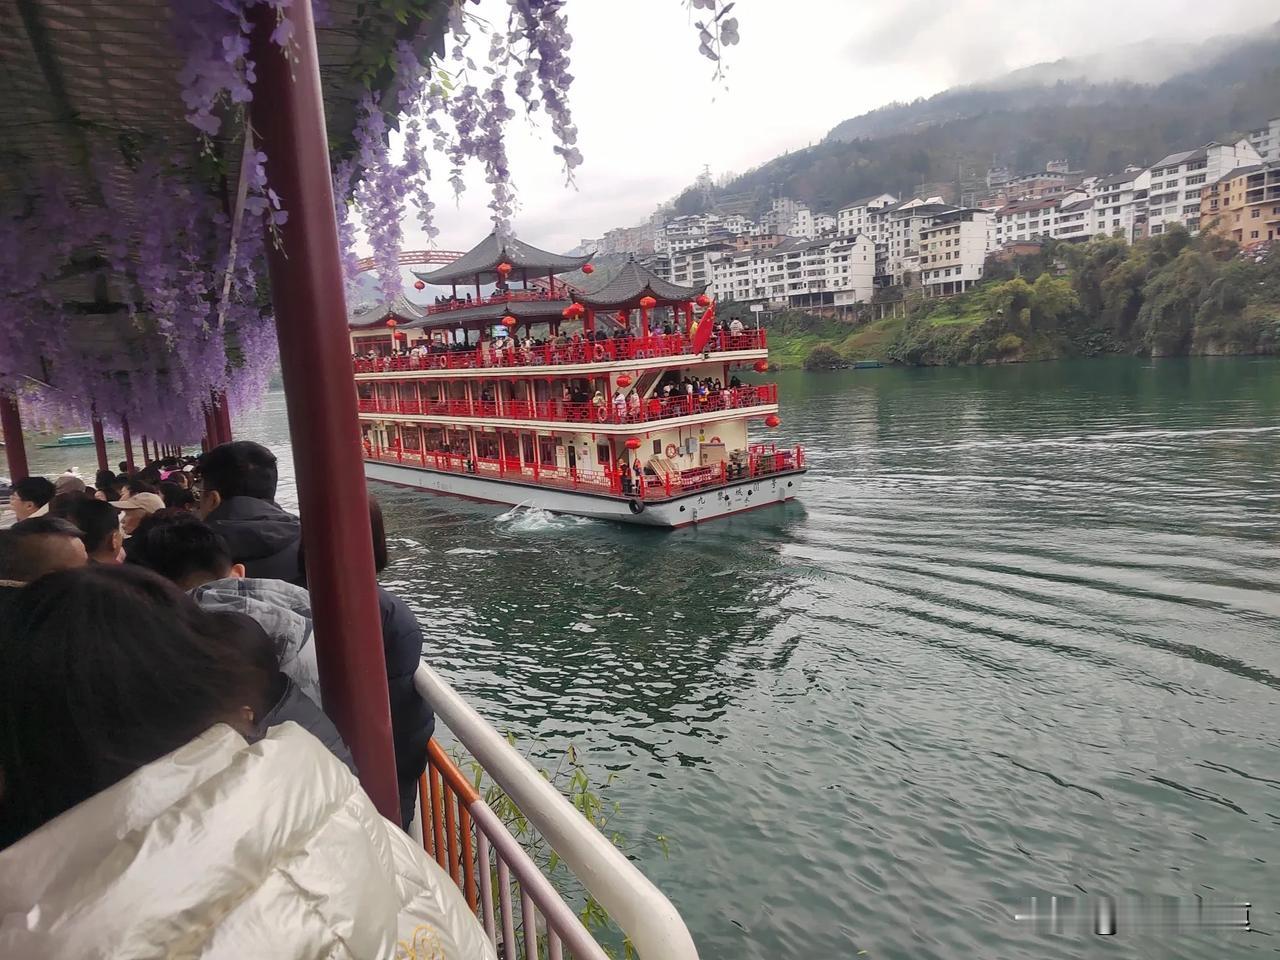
[196, 442, 302, 584]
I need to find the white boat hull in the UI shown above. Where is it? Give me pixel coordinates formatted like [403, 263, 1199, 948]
[364, 459, 804, 528]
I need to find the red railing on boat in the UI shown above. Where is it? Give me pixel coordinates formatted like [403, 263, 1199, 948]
[352, 330, 768, 374]
[365, 441, 804, 501]
[357, 384, 779, 425]
[423, 289, 556, 315]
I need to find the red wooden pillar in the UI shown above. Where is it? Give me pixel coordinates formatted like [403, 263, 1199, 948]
[0, 392, 29, 483]
[141, 435, 150, 466]
[91, 410, 109, 472]
[121, 415, 135, 473]
[249, 0, 398, 819]
[215, 390, 233, 443]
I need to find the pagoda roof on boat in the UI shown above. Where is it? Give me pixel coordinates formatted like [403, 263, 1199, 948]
[349, 294, 429, 330]
[572, 258, 705, 308]
[412, 232, 593, 286]
[353, 296, 575, 331]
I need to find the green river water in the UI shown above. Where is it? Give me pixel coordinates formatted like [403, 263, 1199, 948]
[36, 357, 1280, 959]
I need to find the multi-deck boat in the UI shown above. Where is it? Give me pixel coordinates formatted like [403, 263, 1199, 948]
[349, 232, 806, 527]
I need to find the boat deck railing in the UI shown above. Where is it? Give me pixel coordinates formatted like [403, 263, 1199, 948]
[358, 385, 779, 427]
[367, 442, 804, 501]
[413, 663, 699, 960]
[353, 330, 767, 375]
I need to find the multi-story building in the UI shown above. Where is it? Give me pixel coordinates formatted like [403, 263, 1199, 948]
[1086, 167, 1150, 242]
[668, 242, 734, 288]
[1052, 196, 1094, 241]
[708, 235, 875, 308]
[836, 193, 896, 237]
[1200, 160, 1280, 246]
[1247, 118, 1280, 162]
[919, 209, 994, 296]
[1145, 139, 1261, 235]
[884, 202, 957, 283]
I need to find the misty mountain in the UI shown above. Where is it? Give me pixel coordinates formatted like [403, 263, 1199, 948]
[674, 22, 1280, 220]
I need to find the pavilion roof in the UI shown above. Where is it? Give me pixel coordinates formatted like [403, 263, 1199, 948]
[349, 294, 429, 330]
[395, 298, 574, 330]
[572, 258, 704, 308]
[412, 232, 592, 286]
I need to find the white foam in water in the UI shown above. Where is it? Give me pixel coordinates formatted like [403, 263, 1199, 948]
[444, 547, 498, 556]
[495, 503, 594, 532]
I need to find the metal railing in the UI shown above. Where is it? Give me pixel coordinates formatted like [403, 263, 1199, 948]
[353, 330, 767, 375]
[414, 664, 699, 960]
[357, 385, 779, 426]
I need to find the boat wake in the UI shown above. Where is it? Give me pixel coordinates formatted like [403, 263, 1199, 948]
[495, 503, 594, 532]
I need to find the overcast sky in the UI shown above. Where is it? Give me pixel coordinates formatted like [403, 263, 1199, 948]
[385, 0, 1278, 255]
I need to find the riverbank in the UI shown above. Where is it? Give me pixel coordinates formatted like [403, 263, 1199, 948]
[750, 230, 1280, 370]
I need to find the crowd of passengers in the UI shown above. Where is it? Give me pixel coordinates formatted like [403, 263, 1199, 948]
[0, 442, 496, 957]
[356, 314, 750, 368]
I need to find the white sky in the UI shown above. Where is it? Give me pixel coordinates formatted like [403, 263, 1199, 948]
[385, 0, 1278, 255]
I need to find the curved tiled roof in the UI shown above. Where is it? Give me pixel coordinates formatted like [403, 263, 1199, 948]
[572, 259, 704, 308]
[412, 232, 592, 285]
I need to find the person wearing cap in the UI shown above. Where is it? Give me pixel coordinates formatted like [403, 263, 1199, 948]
[109, 492, 165, 537]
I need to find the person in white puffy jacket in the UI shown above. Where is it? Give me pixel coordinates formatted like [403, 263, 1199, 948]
[0, 565, 495, 960]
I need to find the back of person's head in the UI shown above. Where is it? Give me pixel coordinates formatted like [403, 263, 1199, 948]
[54, 474, 86, 497]
[95, 469, 118, 491]
[64, 498, 123, 562]
[129, 511, 240, 589]
[123, 479, 160, 498]
[158, 481, 196, 511]
[11, 476, 54, 510]
[368, 494, 388, 573]
[47, 490, 94, 519]
[136, 466, 162, 486]
[0, 565, 271, 847]
[197, 441, 279, 503]
[0, 517, 88, 582]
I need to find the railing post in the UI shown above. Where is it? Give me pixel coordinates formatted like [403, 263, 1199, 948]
[0, 392, 30, 483]
[248, 0, 399, 819]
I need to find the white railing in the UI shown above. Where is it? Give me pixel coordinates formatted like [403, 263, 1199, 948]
[413, 664, 700, 960]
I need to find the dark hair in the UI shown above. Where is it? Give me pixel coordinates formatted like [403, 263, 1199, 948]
[117, 461, 130, 475]
[369, 494, 388, 573]
[12, 476, 54, 508]
[128, 511, 233, 585]
[129, 478, 161, 496]
[47, 490, 94, 519]
[0, 517, 86, 582]
[64, 499, 122, 556]
[158, 481, 196, 510]
[198, 441, 279, 501]
[95, 469, 117, 491]
[0, 565, 268, 847]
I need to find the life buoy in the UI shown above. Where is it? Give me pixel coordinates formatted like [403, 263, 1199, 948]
[596, 406, 608, 423]
[628, 499, 645, 515]
[665, 443, 679, 459]
[710, 436, 721, 444]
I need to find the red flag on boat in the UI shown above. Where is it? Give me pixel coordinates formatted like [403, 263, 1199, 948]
[690, 303, 716, 353]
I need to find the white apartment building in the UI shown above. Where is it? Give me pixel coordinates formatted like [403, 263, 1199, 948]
[919, 209, 994, 296]
[668, 242, 734, 288]
[1086, 167, 1150, 242]
[884, 202, 956, 283]
[994, 195, 1070, 244]
[836, 193, 896, 237]
[1052, 196, 1094, 241]
[707, 235, 875, 308]
[813, 212, 836, 236]
[1146, 139, 1261, 235]
[1248, 118, 1280, 162]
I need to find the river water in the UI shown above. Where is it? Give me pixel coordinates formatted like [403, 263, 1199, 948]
[234, 357, 1279, 959]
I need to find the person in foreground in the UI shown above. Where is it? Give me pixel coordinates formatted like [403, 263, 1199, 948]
[197, 440, 302, 583]
[0, 566, 495, 960]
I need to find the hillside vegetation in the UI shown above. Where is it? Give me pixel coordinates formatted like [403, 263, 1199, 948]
[673, 23, 1280, 218]
[756, 231, 1280, 370]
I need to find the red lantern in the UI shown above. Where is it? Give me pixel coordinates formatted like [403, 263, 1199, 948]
[753, 359, 769, 373]
[765, 414, 781, 428]
[571, 303, 586, 317]
[385, 318, 398, 328]
[496, 262, 513, 278]
[582, 263, 595, 274]
[696, 293, 711, 307]
[625, 437, 641, 450]
[414, 280, 425, 290]
[616, 310, 629, 323]
[639, 295, 657, 309]
[502, 314, 518, 328]
[616, 374, 633, 388]
[561, 307, 573, 319]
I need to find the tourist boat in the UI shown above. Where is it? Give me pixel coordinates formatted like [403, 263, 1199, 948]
[38, 431, 96, 448]
[350, 233, 806, 527]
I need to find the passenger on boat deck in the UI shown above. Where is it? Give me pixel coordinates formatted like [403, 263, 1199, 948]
[627, 390, 641, 417]
[0, 564, 494, 960]
[196, 441, 302, 585]
[9, 476, 55, 521]
[613, 389, 627, 419]
[109, 491, 164, 538]
[729, 315, 745, 335]
[0, 518, 88, 613]
[53, 496, 123, 564]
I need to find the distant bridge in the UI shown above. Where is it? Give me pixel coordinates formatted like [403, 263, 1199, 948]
[354, 249, 465, 273]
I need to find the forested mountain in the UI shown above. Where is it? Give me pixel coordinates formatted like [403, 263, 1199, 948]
[673, 22, 1280, 218]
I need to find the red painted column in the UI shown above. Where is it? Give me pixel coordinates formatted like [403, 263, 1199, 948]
[0, 393, 29, 483]
[92, 414, 109, 471]
[121, 415, 135, 473]
[248, 0, 398, 819]
[141, 435, 150, 466]
[215, 390, 233, 443]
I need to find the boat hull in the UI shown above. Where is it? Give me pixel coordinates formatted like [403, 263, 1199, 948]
[364, 459, 804, 528]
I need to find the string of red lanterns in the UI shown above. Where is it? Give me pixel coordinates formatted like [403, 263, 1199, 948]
[581, 263, 595, 274]
[413, 280, 425, 290]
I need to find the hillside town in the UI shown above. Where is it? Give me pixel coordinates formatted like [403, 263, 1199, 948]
[576, 116, 1280, 312]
